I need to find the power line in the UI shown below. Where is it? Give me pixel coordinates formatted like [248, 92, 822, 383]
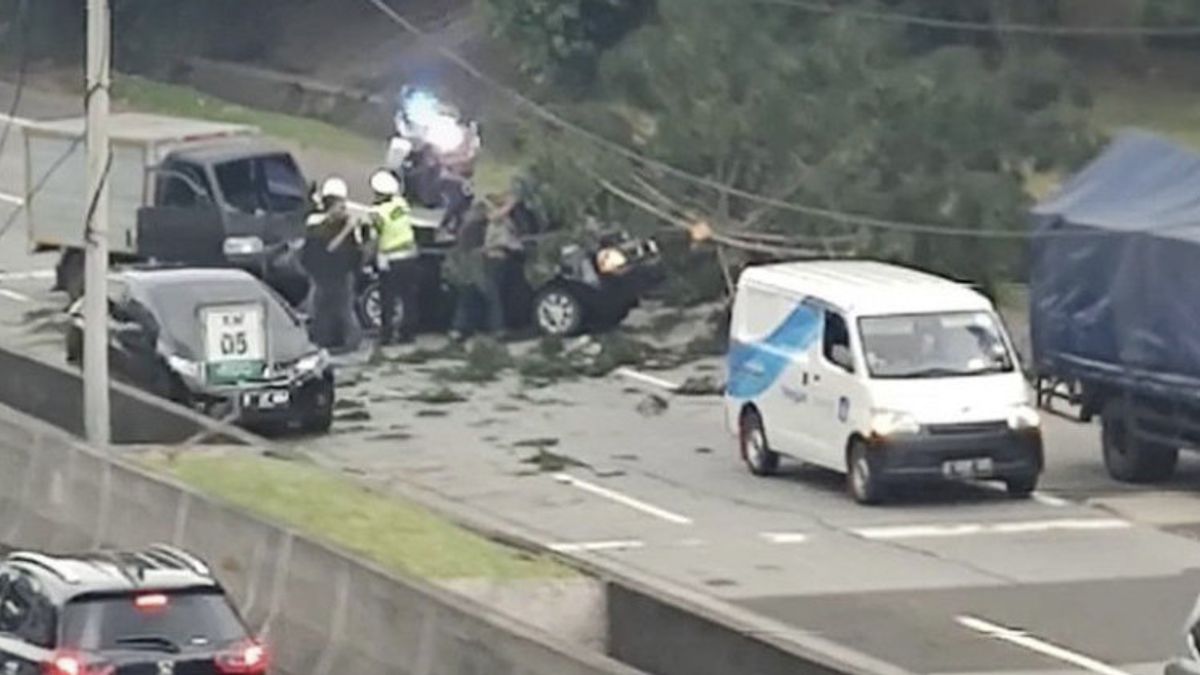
[752, 0, 1200, 37]
[363, 0, 1050, 240]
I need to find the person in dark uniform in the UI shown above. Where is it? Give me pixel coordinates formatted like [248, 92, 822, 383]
[301, 177, 363, 354]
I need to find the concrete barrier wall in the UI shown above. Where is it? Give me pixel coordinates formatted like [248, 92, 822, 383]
[0, 344, 256, 445]
[177, 58, 393, 138]
[0, 404, 644, 675]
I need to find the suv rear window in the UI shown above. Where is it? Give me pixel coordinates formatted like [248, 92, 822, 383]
[61, 590, 248, 652]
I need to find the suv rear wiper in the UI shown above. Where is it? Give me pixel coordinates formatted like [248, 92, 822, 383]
[114, 635, 182, 654]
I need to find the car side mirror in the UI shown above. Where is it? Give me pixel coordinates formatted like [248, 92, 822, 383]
[831, 344, 855, 372]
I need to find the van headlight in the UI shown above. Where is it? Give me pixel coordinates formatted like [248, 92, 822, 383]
[1007, 404, 1041, 431]
[294, 351, 326, 374]
[167, 354, 203, 380]
[223, 236, 264, 257]
[870, 410, 921, 437]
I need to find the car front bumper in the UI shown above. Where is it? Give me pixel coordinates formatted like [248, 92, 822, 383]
[193, 371, 333, 425]
[866, 424, 1044, 483]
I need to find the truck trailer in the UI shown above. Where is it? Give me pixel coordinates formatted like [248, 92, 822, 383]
[1031, 131, 1200, 483]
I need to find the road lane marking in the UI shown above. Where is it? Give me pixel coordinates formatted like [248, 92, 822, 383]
[0, 269, 53, 282]
[615, 367, 680, 392]
[553, 473, 693, 525]
[548, 540, 645, 553]
[854, 518, 1130, 540]
[0, 192, 23, 206]
[761, 532, 809, 544]
[0, 288, 30, 303]
[1032, 492, 1071, 507]
[956, 615, 1131, 675]
[0, 112, 33, 127]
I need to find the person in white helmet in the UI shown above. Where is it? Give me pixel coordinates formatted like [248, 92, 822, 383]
[368, 169, 419, 344]
[301, 176, 362, 353]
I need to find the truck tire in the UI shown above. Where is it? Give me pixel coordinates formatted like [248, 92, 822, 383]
[848, 439, 887, 505]
[1101, 401, 1179, 483]
[59, 249, 85, 301]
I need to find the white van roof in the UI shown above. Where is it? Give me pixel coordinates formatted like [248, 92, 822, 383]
[739, 260, 994, 316]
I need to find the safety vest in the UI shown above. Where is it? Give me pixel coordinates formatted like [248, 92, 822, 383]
[372, 197, 416, 259]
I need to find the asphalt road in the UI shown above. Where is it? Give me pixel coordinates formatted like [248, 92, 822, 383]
[4, 79, 1200, 675]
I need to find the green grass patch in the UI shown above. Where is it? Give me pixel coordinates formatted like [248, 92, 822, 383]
[113, 75, 377, 158]
[1091, 73, 1200, 150]
[143, 453, 573, 581]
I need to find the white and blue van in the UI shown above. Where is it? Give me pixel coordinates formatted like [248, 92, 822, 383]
[725, 261, 1043, 504]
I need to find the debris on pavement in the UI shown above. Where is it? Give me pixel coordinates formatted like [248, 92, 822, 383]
[636, 393, 670, 417]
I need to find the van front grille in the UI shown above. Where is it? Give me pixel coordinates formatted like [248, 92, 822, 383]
[925, 421, 1008, 436]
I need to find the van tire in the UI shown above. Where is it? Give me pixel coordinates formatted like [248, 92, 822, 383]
[848, 439, 886, 505]
[1101, 400, 1179, 483]
[739, 409, 779, 477]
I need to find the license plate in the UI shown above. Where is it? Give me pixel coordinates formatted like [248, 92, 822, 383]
[242, 390, 290, 410]
[942, 457, 994, 478]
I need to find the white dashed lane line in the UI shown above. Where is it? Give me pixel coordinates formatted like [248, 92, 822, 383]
[614, 367, 680, 392]
[760, 532, 810, 544]
[957, 615, 1132, 675]
[0, 288, 31, 303]
[554, 473, 694, 525]
[548, 540, 646, 554]
[0, 192, 23, 206]
[854, 518, 1130, 541]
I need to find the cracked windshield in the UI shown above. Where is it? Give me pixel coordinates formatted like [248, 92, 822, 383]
[2, 1, 1200, 674]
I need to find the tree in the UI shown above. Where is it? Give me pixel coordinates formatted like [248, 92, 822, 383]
[515, 0, 1098, 286]
[479, 0, 655, 89]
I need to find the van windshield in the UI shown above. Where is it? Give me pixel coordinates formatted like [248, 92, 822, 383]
[858, 311, 1014, 379]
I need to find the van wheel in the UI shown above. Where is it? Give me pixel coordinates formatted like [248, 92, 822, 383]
[739, 410, 779, 477]
[1101, 401, 1178, 483]
[848, 440, 886, 505]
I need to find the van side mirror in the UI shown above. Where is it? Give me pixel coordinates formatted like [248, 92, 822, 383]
[830, 344, 855, 372]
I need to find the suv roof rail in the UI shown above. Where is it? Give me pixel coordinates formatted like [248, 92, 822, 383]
[88, 550, 145, 585]
[8, 552, 81, 584]
[145, 544, 211, 577]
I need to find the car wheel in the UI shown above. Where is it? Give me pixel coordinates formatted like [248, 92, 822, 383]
[534, 286, 585, 337]
[739, 409, 780, 477]
[356, 282, 382, 332]
[1101, 400, 1179, 483]
[848, 439, 886, 505]
[60, 249, 85, 301]
[1005, 475, 1039, 498]
[301, 379, 335, 434]
[65, 328, 82, 365]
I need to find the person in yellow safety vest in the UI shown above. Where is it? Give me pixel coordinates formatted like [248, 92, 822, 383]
[368, 170, 419, 345]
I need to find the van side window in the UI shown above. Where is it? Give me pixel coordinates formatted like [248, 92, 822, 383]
[823, 311, 853, 372]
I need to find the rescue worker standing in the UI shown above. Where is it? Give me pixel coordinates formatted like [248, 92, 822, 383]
[368, 170, 419, 345]
[302, 177, 362, 354]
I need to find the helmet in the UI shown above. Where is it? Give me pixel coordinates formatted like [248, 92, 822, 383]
[320, 177, 349, 200]
[370, 170, 402, 197]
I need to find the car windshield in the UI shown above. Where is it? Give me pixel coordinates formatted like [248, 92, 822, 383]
[138, 276, 311, 363]
[214, 154, 308, 215]
[858, 311, 1014, 379]
[60, 590, 247, 653]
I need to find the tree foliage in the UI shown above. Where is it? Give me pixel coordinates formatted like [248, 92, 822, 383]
[478, 0, 654, 89]
[514, 0, 1099, 286]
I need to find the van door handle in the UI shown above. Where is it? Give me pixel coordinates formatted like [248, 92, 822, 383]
[801, 372, 809, 386]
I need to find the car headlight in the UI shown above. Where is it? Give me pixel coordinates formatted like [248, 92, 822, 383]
[223, 236, 264, 257]
[167, 354, 203, 380]
[870, 410, 921, 437]
[596, 247, 629, 274]
[1007, 404, 1042, 431]
[294, 351, 326, 374]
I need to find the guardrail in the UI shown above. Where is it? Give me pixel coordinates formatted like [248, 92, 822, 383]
[0, 403, 645, 675]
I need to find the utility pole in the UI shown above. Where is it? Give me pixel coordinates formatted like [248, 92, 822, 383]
[84, 0, 111, 445]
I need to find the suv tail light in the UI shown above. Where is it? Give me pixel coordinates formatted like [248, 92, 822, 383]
[215, 639, 269, 674]
[43, 652, 114, 675]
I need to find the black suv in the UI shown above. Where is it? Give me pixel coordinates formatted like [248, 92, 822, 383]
[0, 545, 267, 675]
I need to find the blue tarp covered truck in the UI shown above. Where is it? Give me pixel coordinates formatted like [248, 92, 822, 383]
[1031, 131, 1200, 482]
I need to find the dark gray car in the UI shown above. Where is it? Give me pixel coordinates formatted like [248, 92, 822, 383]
[66, 267, 334, 433]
